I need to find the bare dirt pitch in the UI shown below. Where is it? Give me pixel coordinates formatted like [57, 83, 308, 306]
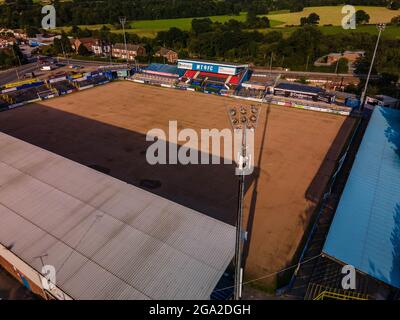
[0, 81, 356, 290]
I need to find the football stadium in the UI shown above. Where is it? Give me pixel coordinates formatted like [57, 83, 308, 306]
[0, 58, 398, 301]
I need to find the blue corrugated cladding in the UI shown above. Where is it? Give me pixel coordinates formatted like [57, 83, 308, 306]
[323, 106, 400, 289]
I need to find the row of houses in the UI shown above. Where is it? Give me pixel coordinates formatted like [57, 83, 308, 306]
[72, 38, 178, 62]
[0, 28, 29, 49]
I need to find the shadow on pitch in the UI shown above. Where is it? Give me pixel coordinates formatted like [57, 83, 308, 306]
[0, 102, 258, 226]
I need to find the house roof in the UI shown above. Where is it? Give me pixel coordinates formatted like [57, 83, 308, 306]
[113, 43, 143, 51]
[275, 82, 324, 95]
[157, 47, 176, 56]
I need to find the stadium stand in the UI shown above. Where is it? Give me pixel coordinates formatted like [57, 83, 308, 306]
[290, 106, 400, 300]
[131, 63, 181, 87]
[49, 80, 77, 95]
[236, 87, 266, 99]
[5, 87, 41, 104]
[177, 59, 250, 93]
[34, 84, 58, 100]
[131, 72, 178, 86]
[274, 82, 336, 104]
[72, 74, 110, 89]
[144, 63, 184, 77]
[0, 97, 9, 110]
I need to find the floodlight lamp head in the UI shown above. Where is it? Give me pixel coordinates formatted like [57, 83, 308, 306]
[377, 23, 386, 31]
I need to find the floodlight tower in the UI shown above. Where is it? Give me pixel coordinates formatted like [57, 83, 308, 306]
[10, 45, 21, 80]
[360, 23, 385, 110]
[228, 105, 261, 300]
[119, 16, 129, 66]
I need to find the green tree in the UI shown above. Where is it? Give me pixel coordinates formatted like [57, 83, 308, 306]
[78, 44, 91, 56]
[54, 32, 72, 55]
[300, 13, 320, 26]
[391, 15, 400, 25]
[246, 6, 258, 26]
[308, 13, 320, 25]
[191, 18, 213, 35]
[355, 10, 370, 25]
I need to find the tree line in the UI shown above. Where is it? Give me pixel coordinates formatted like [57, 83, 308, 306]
[39, 16, 399, 98]
[1, 0, 400, 28]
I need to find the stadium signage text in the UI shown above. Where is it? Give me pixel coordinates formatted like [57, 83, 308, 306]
[178, 61, 237, 75]
[146, 121, 255, 175]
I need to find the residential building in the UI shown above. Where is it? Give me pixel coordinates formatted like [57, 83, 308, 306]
[112, 43, 146, 61]
[92, 40, 111, 56]
[154, 47, 179, 63]
[72, 38, 97, 53]
[0, 36, 16, 49]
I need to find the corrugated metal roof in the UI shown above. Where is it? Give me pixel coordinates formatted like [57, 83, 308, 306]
[275, 82, 324, 95]
[0, 132, 236, 300]
[145, 63, 179, 75]
[323, 106, 400, 289]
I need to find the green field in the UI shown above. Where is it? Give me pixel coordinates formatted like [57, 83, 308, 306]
[122, 5, 400, 36]
[55, 6, 400, 39]
[270, 6, 400, 26]
[57, 13, 284, 38]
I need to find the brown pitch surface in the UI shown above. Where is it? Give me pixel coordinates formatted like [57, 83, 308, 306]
[0, 81, 356, 286]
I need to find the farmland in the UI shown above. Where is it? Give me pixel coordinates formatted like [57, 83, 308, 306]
[56, 6, 400, 39]
[270, 6, 400, 26]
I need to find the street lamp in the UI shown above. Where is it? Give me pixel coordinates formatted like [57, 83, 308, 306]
[119, 16, 129, 66]
[227, 105, 261, 300]
[360, 23, 385, 110]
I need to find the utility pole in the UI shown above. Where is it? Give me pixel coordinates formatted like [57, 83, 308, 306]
[11, 45, 21, 80]
[305, 55, 310, 72]
[360, 23, 385, 110]
[228, 105, 260, 300]
[119, 16, 129, 66]
[270, 52, 273, 72]
[60, 37, 69, 65]
[334, 52, 341, 75]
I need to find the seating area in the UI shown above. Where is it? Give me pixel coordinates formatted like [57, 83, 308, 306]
[50, 80, 77, 94]
[236, 86, 266, 99]
[204, 82, 225, 94]
[6, 87, 41, 104]
[35, 85, 58, 99]
[75, 75, 110, 89]
[132, 72, 178, 86]
[0, 97, 9, 110]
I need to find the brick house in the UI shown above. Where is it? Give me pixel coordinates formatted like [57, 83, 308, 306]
[0, 36, 16, 49]
[154, 47, 179, 63]
[112, 43, 146, 61]
[72, 38, 98, 53]
[92, 40, 112, 56]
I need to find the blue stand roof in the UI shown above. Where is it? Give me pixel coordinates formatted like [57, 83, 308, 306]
[323, 107, 400, 289]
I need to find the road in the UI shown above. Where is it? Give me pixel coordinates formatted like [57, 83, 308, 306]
[0, 58, 125, 87]
[0, 62, 40, 86]
[252, 68, 379, 80]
